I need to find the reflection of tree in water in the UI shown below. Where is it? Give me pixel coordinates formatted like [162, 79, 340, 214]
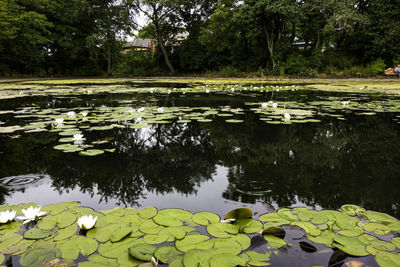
[208, 114, 400, 217]
[0, 123, 217, 206]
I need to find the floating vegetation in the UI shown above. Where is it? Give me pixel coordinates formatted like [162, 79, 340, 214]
[0, 203, 398, 266]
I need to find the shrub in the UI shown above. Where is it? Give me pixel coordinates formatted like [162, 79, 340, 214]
[367, 58, 386, 76]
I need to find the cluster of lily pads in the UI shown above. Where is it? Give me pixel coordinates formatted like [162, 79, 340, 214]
[0, 202, 399, 266]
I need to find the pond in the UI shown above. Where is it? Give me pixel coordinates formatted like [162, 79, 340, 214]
[0, 80, 400, 266]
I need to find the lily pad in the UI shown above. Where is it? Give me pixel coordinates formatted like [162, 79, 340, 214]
[60, 236, 98, 259]
[19, 246, 61, 267]
[128, 243, 156, 261]
[240, 251, 270, 266]
[209, 253, 247, 267]
[79, 149, 104, 156]
[23, 228, 58, 240]
[175, 235, 212, 252]
[363, 222, 391, 235]
[153, 208, 192, 227]
[375, 252, 400, 267]
[233, 219, 263, 234]
[182, 249, 212, 267]
[224, 208, 252, 220]
[154, 246, 182, 264]
[263, 235, 288, 248]
[192, 212, 220, 225]
[207, 222, 239, 238]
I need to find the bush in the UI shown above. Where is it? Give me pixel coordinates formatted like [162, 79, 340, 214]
[115, 51, 167, 76]
[367, 58, 386, 76]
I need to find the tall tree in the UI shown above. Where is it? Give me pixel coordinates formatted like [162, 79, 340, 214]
[131, 0, 180, 74]
[91, 0, 134, 75]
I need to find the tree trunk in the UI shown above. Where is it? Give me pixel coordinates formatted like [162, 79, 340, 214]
[156, 35, 175, 74]
[107, 44, 112, 76]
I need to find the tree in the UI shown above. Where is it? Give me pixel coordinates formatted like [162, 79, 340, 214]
[238, 0, 299, 69]
[131, 0, 180, 74]
[90, 0, 134, 76]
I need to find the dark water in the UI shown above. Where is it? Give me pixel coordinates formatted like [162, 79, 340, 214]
[0, 86, 399, 266]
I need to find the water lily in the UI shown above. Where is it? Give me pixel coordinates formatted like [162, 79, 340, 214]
[342, 101, 350, 106]
[261, 102, 268, 108]
[17, 206, 46, 224]
[272, 103, 278, 108]
[0, 210, 16, 224]
[81, 112, 88, 117]
[67, 111, 76, 117]
[157, 107, 164, 113]
[138, 107, 145, 112]
[77, 215, 97, 230]
[55, 118, 64, 125]
[231, 88, 235, 92]
[284, 113, 291, 120]
[205, 89, 210, 93]
[73, 134, 84, 141]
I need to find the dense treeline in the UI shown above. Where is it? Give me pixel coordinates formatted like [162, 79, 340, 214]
[1, 0, 400, 77]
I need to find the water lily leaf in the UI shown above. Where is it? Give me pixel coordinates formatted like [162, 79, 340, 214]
[277, 209, 298, 221]
[340, 205, 365, 216]
[60, 236, 98, 259]
[0, 221, 23, 234]
[153, 209, 192, 227]
[192, 212, 220, 225]
[19, 246, 61, 267]
[358, 234, 379, 245]
[231, 234, 251, 251]
[138, 207, 157, 219]
[359, 211, 399, 224]
[332, 235, 368, 256]
[225, 119, 243, 123]
[338, 228, 364, 237]
[0, 233, 22, 252]
[224, 208, 252, 220]
[212, 238, 242, 255]
[2, 239, 35, 255]
[209, 253, 247, 267]
[291, 221, 321, 236]
[128, 243, 156, 261]
[154, 246, 181, 264]
[207, 222, 239, 238]
[139, 220, 164, 235]
[375, 252, 400, 267]
[334, 213, 359, 230]
[263, 235, 288, 248]
[259, 213, 288, 223]
[262, 226, 285, 238]
[233, 219, 263, 234]
[363, 222, 391, 235]
[87, 254, 118, 267]
[143, 232, 170, 244]
[37, 211, 76, 230]
[182, 249, 212, 267]
[368, 240, 396, 252]
[240, 251, 270, 266]
[117, 252, 143, 266]
[23, 228, 58, 240]
[54, 224, 77, 241]
[391, 237, 400, 249]
[98, 238, 144, 259]
[175, 235, 212, 252]
[310, 213, 329, 224]
[159, 226, 188, 240]
[79, 149, 104, 156]
[387, 222, 400, 232]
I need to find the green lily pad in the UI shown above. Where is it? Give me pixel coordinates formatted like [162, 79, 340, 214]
[60, 236, 98, 259]
[224, 208, 252, 220]
[154, 246, 182, 264]
[98, 238, 144, 259]
[341, 204, 366, 216]
[338, 228, 364, 237]
[128, 243, 156, 261]
[225, 119, 243, 123]
[363, 222, 391, 235]
[233, 219, 263, 234]
[0, 233, 22, 252]
[291, 221, 321, 236]
[37, 211, 76, 230]
[240, 251, 271, 266]
[209, 253, 247, 267]
[259, 213, 288, 223]
[375, 252, 400, 267]
[391, 237, 400, 249]
[79, 149, 104, 156]
[19, 246, 61, 267]
[182, 249, 212, 267]
[23, 228, 58, 240]
[143, 232, 170, 244]
[333, 235, 369, 256]
[231, 234, 251, 251]
[359, 211, 399, 224]
[54, 224, 77, 241]
[117, 252, 143, 266]
[212, 238, 243, 255]
[262, 226, 285, 238]
[87, 254, 118, 267]
[175, 235, 212, 252]
[138, 207, 158, 219]
[263, 235, 288, 248]
[207, 222, 239, 238]
[139, 220, 164, 235]
[153, 209, 192, 227]
[192, 212, 220, 225]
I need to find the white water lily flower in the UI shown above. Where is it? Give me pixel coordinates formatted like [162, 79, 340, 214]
[231, 88, 235, 92]
[81, 112, 88, 117]
[261, 102, 268, 108]
[205, 89, 210, 93]
[342, 101, 350, 106]
[157, 107, 164, 113]
[138, 107, 145, 112]
[272, 103, 278, 108]
[167, 89, 171, 94]
[284, 113, 291, 120]
[73, 134, 84, 141]
[55, 118, 64, 125]
[220, 218, 236, 223]
[67, 111, 76, 117]
[78, 215, 97, 230]
[0, 210, 16, 224]
[18, 206, 46, 224]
